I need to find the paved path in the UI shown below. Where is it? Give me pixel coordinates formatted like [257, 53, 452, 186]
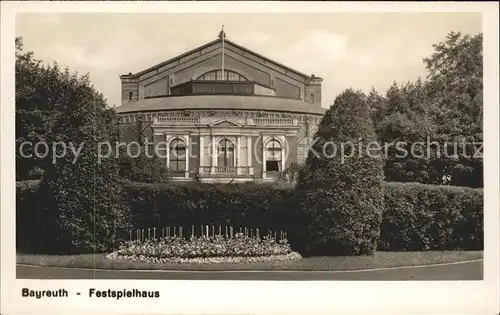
[17, 260, 483, 280]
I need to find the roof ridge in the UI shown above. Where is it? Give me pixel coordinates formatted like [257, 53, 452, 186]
[120, 37, 315, 80]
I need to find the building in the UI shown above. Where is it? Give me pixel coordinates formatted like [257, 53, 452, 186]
[114, 30, 326, 183]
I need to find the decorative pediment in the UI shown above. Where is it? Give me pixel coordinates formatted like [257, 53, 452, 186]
[208, 118, 243, 128]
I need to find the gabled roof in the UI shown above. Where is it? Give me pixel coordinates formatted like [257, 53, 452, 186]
[120, 36, 315, 80]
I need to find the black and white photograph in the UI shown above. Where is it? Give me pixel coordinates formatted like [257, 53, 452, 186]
[1, 2, 499, 315]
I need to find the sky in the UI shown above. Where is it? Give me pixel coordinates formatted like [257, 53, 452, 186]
[16, 12, 481, 108]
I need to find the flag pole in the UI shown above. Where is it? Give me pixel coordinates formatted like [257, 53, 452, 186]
[221, 25, 225, 79]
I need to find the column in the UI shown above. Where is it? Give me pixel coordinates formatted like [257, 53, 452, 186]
[236, 136, 241, 175]
[199, 135, 205, 174]
[185, 135, 190, 179]
[211, 135, 216, 174]
[165, 133, 169, 169]
[262, 136, 266, 179]
[280, 136, 286, 172]
[247, 136, 253, 175]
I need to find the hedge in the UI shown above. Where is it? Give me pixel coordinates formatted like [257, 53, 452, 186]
[378, 182, 483, 251]
[16, 180, 41, 252]
[120, 180, 293, 234]
[16, 180, 483, 254]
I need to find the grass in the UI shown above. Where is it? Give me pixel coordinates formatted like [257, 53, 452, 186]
[17, 250, 483, 271]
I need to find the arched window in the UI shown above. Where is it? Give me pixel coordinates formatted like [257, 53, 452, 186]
[197, 69, 248, 81]
[169, 138, 186, 173]
[265, 139, 282, 172]
[217, 139, 234, 168]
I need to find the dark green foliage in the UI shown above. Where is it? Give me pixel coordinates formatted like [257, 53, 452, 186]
[294, 89, 385, 256]
[16, 180, 42, 252]
[379, 182, 483, 251]
[16, 37, 50, 180]
[16, 41, 129, 254]
[17, 180, 483, 254]
[121, 180, 292, 234]
[117, 154, 171, 183]
[276, 162, 302, 184]
[368, 32, 483, 188]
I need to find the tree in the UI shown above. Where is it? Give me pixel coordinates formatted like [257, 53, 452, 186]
[367, 32, 483, 188]
[16, 37, 51, 180]
[16, 37, 128, 253]
[424, 32, 483, 187]
[293, 89, 384, 256]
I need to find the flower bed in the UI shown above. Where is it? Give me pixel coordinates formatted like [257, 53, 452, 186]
[107, 233, 302, 264]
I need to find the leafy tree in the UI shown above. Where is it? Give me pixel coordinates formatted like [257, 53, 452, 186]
[424, 32, 483, 187]
[16, 37, 128, 253]
[16, 37, 51, 180]
[367, 32, 483, 188]
[293, 89, 384, 256]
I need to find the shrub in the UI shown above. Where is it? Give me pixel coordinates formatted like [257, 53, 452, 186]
[16, 180, 483, 254]
[16, 180, 42, 252]
[117, 154, 171, 183]
[120, 180, 294, 234]
[379, 182, 483, 251]
[293, 89, 385, 256]
[30, 68, 128, 254]
[276, 162, 303, 185]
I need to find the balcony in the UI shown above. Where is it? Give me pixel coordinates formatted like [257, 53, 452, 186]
[198, 166, 254, 177]
[153, 116, 298, 127]
[254, 118, 297, 126]
[154, 116, 199, 124]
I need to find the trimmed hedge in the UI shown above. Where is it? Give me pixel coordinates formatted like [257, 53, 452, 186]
[379, 182, 483, 251]
[16, 180, 483, 254]
[121, 180, 292, 234]
[117, 155, 171, 184]
[16, 180, 42, 252]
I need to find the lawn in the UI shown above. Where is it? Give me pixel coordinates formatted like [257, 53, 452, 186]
[17, 250, 483, 271]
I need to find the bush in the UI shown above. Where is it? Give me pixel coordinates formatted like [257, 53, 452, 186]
[293, 89, 385, 256]
[28, 68, 128, 254]
[16, 180, 42, 252]
[117, 154, 171, 183]
[16, 180, 483, 254]
[276, 162, 303, 185]
[121, 180, 293, 234]
[379, 182, 483, 251]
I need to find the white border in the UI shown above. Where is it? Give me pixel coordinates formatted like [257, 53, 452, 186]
[1, 2, 499, 315]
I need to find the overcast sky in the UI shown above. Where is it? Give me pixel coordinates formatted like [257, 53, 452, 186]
[16, 13, 481, 108]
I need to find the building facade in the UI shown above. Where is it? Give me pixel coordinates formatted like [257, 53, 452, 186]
[115, 31, 326, 183]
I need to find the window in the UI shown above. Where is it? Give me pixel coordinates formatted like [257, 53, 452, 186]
[169, 138, 186, 173]
[217, 139, 234, 167]
[310, 94, 315, 104]
[128, 91, 134, 100]
[197, 70, 247, 81]
[265, 139, 282, 172]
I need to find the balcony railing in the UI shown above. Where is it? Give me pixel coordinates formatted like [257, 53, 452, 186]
[254, 118, 296, 125]
[199, 166, 253, 177]
[154, 116, 200, 124]
[153, 116, 297, 126]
